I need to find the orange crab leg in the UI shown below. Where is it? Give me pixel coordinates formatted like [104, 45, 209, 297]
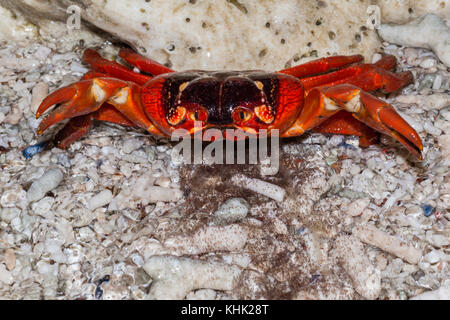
[279, 55, 363, 78]
[53, 105, 138, 149]
[53, 115, 93, 149]
[300, 63, 413, 93]
[119, 48, 175, 75]
[312, 111, 380, 147]
[83, 49, 152, 85]
[282, 84, 423, 159]
[373, 54, 397, 71]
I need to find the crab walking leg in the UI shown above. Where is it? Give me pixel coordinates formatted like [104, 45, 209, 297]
[312, 111, 380, 147]
[373, 54, 397, 71]
[333, 68, 413, 93]
[53, 105, 139, 149]
[279, 55, 363, 78]
[301, 63, 413, 93]
[36, 78, 163, 137]
[119, 48, 175, 75]
[282, 84, 423, 158]
[83, 49, 151, 85]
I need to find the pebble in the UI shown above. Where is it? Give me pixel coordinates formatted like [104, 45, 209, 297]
[420, 58, 436, 69]
[231, 174, 285, 202]
[342, 198, 370, 216]
[31, 196, 55, 218]
[88, 189, 113, 211]
[420, 204, 435, 217]
[143, 256, 241, 299]
[4, 104, 23, 125]
[411, 284, 450, 300]
[0, 264, 13, 285]
[333, 235, 381, 299]
[424, 250, 441, 264]
[122, 138, 144, 154]
[432, 75, 442, 90]
[27, 168, 64, 202]
[22, 141, 49, 159]
[30, 82, 48, 114]
[438, 135, 450, 158]
[0, 207, 20, 223]
[423, 121, 441, 136]
[213, 198, 249, 224]
[4, 248, 16, 271]
[163, 225, 248, 255]
[425, 231, 449, 247]
[371, 53, 382, 64]
[353, 224, 422, 264]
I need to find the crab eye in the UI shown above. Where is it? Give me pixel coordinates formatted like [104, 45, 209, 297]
[189, 109, 208, 122]
[167, 106, 187, 126]
[232, 107, 252, 123]
[254, 105, 275, 124]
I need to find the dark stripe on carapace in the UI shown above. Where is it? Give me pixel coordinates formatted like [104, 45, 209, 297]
[161, 70, 279, 125]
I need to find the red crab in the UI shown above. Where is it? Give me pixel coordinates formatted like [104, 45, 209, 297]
[36, 48, 423, 159]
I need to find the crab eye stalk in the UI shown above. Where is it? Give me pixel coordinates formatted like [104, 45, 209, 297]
[232, 107, 252, 123]
[254, 105, 275, 124]
[167, 106, 187, 126]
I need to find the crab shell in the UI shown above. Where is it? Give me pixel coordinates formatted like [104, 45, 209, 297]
[141, 71, 304, 138]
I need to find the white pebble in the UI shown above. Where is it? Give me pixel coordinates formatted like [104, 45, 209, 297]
[0, 207, 20, 222]
[342, 198, 370, 216]
[371, 53, 382, 64]
[122, 138, 144, 154]
[411, 284, 450, 300]
[88, 189, 113, 210]
[0, 264, 13, 285]
[31, 196, 55, 218]
[214, 198, 249, 224]
[163, 225, 248, 255]
[423, 120, 442, 136]
[432, 74, 442, 90]
[231, 174, 285, 202]
[438, 135, 450, 159]
[143, 255, 241, 299]
[424, 250, 441, 264]
[27, 168, 64, 202]
[420, 58, 436, 69]
[426, 231, 450, 247]
[30, 82, 48, 114]
[333, 235, 381, 299]
[109, 172, 182, 210]
[353, 224, 422, 264]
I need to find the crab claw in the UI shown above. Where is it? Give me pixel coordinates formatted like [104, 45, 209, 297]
[36, 78, 127, 135]
[356, 91, 423, 159]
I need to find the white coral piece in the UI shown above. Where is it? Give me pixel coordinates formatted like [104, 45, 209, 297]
[378, 14, 450, 67]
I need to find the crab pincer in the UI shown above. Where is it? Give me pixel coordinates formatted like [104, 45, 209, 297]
[283, 84, 423, 159]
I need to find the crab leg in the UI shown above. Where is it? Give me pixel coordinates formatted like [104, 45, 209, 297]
[279, 55, 363, 78]
[36, 78, 163, 139]
[119, 48, 175, 75]
[83, 49, 152, 85]
[312, 111, 380, 147]
[53, 105, 140, 149]
[300, 62, 413, 93]
[282, 84, 423, 158]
